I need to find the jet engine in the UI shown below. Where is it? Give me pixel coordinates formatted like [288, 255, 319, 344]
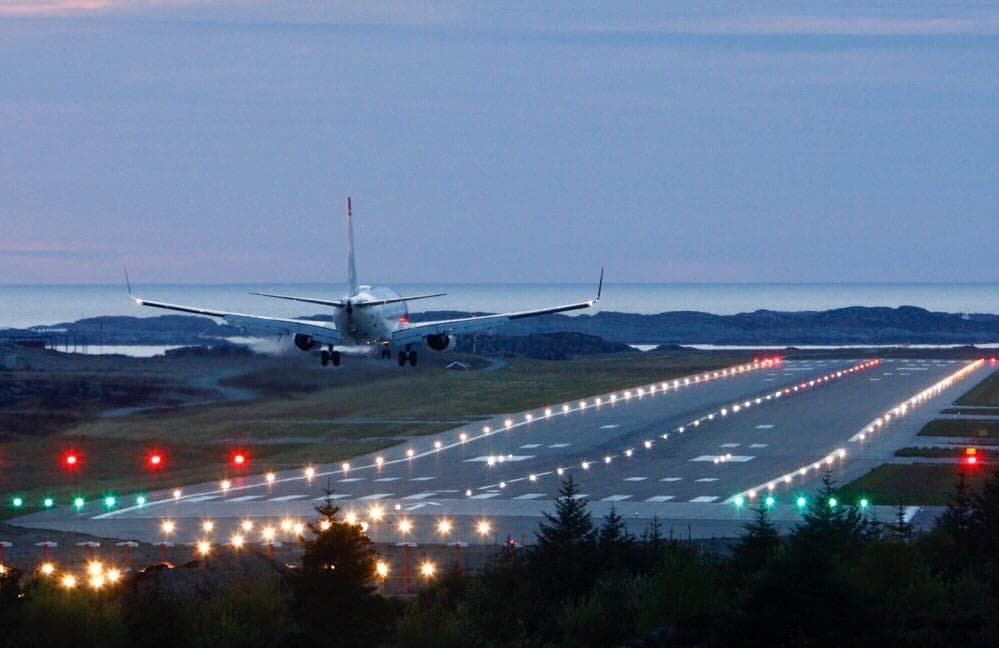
[294, 333, 319, 351]
[425, 334, 457, 352]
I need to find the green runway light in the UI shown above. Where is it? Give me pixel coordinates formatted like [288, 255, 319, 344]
[796, 496, 807, 508]
[43, 497, 54, 508]
[104, 496, 117, 509]
[734, 495, 745, 507]
[11, 497, 24, 508]
[765, 496, 776, 508]
[136, 495, 146, 506]
[829, 497, 838, 508]
[73, 497, 85, 510]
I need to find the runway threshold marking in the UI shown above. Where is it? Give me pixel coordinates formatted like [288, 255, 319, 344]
[646, 495, 675, 502]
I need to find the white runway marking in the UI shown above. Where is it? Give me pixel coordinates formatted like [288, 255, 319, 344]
[691, 455, 755, 463]
[695, 477, 719, 482]
[763, 378, 775, 381]
[514, 493, 546, 500]
[185, 495, 220, 503]
[756, 424, 774, 429]
[228, 495, 263, 502]
[749, 443, 768, 448]
[312, 494, 350, 500]
[359, 493, 393, 500]
[374, 477, 399, 482]
[601, 495, 632, 502]
[599, 424, 620, 429]
[870, 378, 881, 381]
[465, 455, 535, 463]
[624, 477, 647, 482]
[548, 443, 571, 448]
[519, 444, 541, 449]
[469, 493, 499, 499]
[410, 477, 435, 481]
[403, 492, 438, 500]
[720, 443, 740, 448]
[661, 477, 683, 482]
[646, 495, 675, 502]
[690, 496, 719, 503]
[268, 495, 308, 502]
[338, 478, 364, 483]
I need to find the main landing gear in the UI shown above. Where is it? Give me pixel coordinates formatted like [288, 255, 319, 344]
[398, 346, 418, 367]
[320, 345, 341, 368]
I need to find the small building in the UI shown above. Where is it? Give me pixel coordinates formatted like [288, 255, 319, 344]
[1, 353, 26, 370]
[446, 361, 472, 371]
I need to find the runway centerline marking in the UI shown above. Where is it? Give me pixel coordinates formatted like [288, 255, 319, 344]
[646, 495, 675, 502]
[599, 424, 620, 429]
[514, 493, 546, 500]
[268, 495, 308, 502]
[755, 424, 774, 429]
[661, 477, 683, 482]
[624, 477, 647, 481]
[228, 495, 263, 502]
[359, 493, 393, 500]
[690, 496, 719, 503]
[601, 495, 632, 502]
[695, 478, 720, 482]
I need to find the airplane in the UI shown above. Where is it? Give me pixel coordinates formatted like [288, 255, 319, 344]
[128, 197, 603, 368]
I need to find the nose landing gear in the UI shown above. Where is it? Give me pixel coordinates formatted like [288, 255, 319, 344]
[321, 346, 341, 367]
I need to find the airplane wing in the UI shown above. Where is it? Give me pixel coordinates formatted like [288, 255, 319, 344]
[133, 297, 343, 345]
[249, 292, 346, 308]
[391, 270, 602, 347]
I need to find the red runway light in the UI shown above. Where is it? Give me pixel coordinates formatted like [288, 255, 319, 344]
[62, 452, 80, 468]
[232, 452, 248, 466]
[148, 453, 163, 467]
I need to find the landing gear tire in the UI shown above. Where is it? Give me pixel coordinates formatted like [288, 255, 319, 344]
[408, 351, 418, 367]
[320, 350, 330, 367]
[398, 351, 408, 367]
[332, 350, 341, 367]
[380, 348, 391, 359]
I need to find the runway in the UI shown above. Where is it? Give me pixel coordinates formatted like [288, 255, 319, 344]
[13, 357, 988, 543]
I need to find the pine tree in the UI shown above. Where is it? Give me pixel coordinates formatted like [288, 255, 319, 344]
[937, 471, 976, 555]
[597, 505, 634, 569]
[295, 483, 385, 643]
[789, 471, 869, 563]
[971, 466, 999, 554]
[535, 474, 596, 549]
[887, 499, 913, 544]
[641, 515, 665, 549]
[731, 503, 781, 574]
[532, 474, 597, 596]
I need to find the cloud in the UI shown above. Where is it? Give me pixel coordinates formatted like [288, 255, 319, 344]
[0, 0, 210, 16]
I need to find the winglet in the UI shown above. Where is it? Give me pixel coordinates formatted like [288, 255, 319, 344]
[123, 266, 141, 304]
[596, 267, 604, 302]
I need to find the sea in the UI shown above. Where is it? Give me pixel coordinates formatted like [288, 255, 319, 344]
[2, 282, 997, 331]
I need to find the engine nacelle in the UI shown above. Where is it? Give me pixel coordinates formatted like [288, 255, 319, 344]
[425, 334, 457, 352]
[294, 333, 319, 351]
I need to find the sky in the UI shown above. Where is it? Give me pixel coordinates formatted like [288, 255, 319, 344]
[1, 1, 997, 285]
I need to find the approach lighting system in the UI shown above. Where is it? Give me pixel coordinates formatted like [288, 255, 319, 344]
[147, 451, 164, 469]
[62, 451, 80, 469]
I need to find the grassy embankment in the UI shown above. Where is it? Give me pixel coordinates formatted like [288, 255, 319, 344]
[841, 370, 999, 505]
[1, 351, 751, 515]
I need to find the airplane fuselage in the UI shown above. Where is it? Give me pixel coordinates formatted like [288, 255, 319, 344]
[335, 286, 408, 346]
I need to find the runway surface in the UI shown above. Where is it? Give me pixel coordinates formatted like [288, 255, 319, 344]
[13, 357, 988, 543]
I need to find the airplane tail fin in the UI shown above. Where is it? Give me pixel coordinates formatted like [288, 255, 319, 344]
[346, 197, 359, 295]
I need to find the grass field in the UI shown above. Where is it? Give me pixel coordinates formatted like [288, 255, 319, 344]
[894, 446, 996, 459]
[956, 370, 999, 407]
[942, 407, 999, 416]
[2, 351, 751, 516]
[917, 419, 999, 439]
[839, 463, 989, 506]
